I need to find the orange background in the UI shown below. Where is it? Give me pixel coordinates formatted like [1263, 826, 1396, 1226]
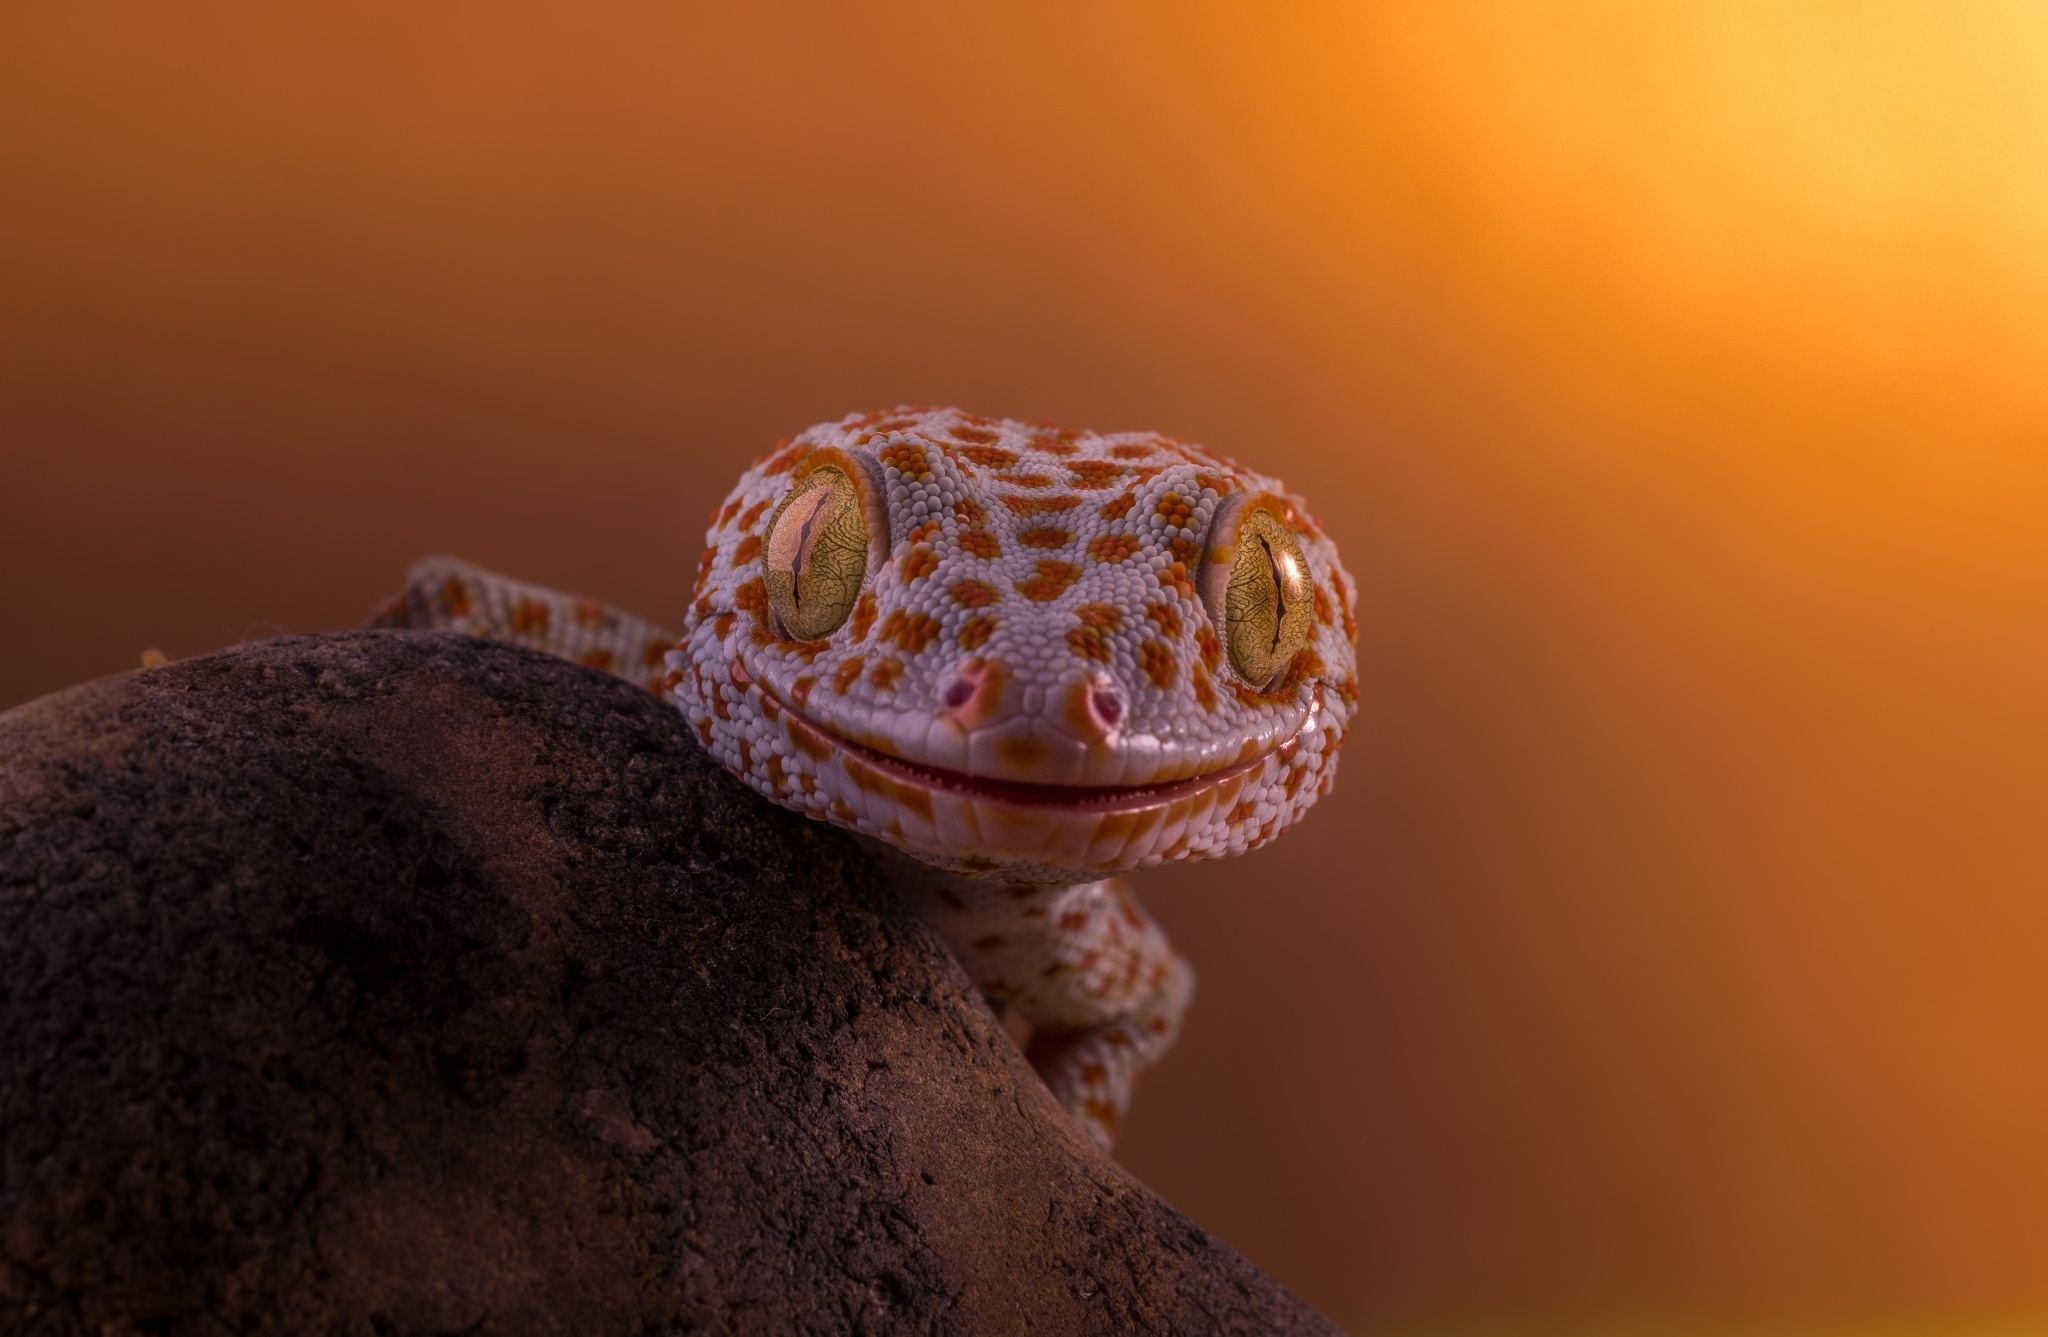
[7, 3, 2048, 1328]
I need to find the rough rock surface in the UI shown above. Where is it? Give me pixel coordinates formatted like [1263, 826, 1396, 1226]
[0, 631, 1338, 1336]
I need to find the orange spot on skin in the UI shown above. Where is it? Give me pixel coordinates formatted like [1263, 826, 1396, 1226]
[1159, 562, 1195, 600]
[900, 547, 940, 581]
[959, 444, 1016, 468]
[695, 719, 714, 746]
[870, 657, 905, 692]
[1001, 494, 1081, 518]
[1017, 560, 1081, 602]
[1191, 664, 1217, 711]
[876, 441, 931, 476]
[878, 610, 941, 654]
[851, 590, 878, 641]
[734, 578, 769, 616]
[1067, 626, 1112, 662]
[1332, 568, 1358, 640]
[791, 676, 815, 707]
[959, 615, 997, 650]
[841, 753, 934, 822]
[1140, 640, 1176, 689]
[732, 534, 763, 565]
[994, 473, 1052, 489]
[573, 599, 606, 629]
[714, 611, 737, 639]
[997, 732, 1047, 772]
[1168, 535, 1199, 563]
[765, 753, 789, 795]
[1195, 625, 1223, 671]
[1155, 492, 1193, 525]
[1228, 800, 1258, 823]
[714, 498, 741, 529]
[960, 530, 1001, 559]
[1109, 443, 1153, 460]
[950, 424, 1001, 445]
[1029, 426, 1082, 456]
[738, 498, 771, 529]
[782, 708, 831, 761]
[439, 577, 472, 619]
[1067, 459, 1124, 487]
[512, 598, 549, 636]
[761, 445, 805, 476]
[1076, 603, 1120, 631]
[1086, 533, 1141, 564]
[1019, 527, 1071, 549]
[834, 656, 865, 693]
[1099, 492, 1137, 521]
[1313, 581, 1334, 626]
[831, 799, 857, 823]
[1144, 601, 1182, 639]
[954, 496, 987, 526]
[693, 548, 718, 597]
[576, 648, 616, 672]
[908, 519, 941, 545]
[950, 579, 1000, 608]
[642, 638, 670, 668]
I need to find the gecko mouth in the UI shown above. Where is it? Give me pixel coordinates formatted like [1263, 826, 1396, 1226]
[761, 676, 1316, 815]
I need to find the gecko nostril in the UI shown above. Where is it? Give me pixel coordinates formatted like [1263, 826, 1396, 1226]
[1090, 689, 1123, 727]
[943, 680, 975, 710]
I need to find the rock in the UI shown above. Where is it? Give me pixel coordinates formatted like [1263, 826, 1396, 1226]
[0, 632, 1337, 1335]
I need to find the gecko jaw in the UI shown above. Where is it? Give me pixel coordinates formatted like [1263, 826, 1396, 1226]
[775, 682, 1312, 815]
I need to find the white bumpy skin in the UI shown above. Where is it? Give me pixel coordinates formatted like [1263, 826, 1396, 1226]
[375, 406, 1358, 1147]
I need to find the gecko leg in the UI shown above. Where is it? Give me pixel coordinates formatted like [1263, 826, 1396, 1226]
[861, 843, 1193, 1148]
[370, 556, 679, 693]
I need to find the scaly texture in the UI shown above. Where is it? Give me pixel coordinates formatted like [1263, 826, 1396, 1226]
[376, 406, 1358, 1145]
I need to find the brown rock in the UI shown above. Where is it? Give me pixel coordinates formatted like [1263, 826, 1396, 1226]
[0, 632, 1337, 1335]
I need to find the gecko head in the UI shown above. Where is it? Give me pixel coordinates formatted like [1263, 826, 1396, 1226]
[677, 407, 1360, 883]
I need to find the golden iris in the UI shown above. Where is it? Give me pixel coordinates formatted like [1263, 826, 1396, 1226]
[764, 467, 868, 640]
[1223, 509, 1313, 690]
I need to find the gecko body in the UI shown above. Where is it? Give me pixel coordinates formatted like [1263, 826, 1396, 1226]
[376, 406, 1358, 1145]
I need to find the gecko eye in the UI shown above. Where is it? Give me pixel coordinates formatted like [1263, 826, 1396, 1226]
[765, 466, 869, 640]
[1221, 509, 1314, 690]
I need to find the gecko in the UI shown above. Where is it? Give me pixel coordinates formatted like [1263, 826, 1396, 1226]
[372, 406, 1359, 1148]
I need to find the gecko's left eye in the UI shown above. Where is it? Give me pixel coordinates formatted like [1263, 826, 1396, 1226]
[765, 466, 869, 640]
[1220, 509, 1314, 690]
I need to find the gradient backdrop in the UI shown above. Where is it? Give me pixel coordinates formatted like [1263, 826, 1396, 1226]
[7, 4, 2048, 1330]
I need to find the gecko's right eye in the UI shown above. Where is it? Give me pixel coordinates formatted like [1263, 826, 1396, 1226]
[1219, 508, 1314, 691]
[765, 466, 869, 640]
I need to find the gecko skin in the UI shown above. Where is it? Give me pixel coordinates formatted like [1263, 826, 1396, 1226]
[374, 406, 1359, 1147]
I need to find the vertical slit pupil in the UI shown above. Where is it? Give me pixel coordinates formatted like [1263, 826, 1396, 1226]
[789, 492, 827, 605]
[1262, 535, 1287, 653]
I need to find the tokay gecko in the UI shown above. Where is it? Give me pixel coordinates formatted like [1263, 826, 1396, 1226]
[373, 406, 1359, 1147]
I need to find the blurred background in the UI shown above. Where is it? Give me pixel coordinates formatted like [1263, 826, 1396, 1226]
[6, 2, 2048, 1330]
